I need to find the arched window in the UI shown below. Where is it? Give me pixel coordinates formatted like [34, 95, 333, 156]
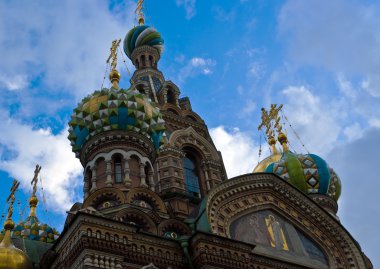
[183, 154, 201, 197]
[167, 89, 176, 105]
[141, 55, 146, 67]
[149, 55, 154, 67]
[114, 155, 122, 183]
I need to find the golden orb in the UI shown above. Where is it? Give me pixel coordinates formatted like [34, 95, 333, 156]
[109, 69, 121, 83]
[278, 132, 288, 144]
[28, 196, 38, 207]
[3, 220, 14, 231]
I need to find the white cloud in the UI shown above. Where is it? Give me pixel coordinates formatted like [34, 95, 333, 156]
[0, 110, 83, 214]
[178, 57, 216, 83]
[0, 75, 28, 91]
[280, 86, 342, 154]
[210, 126, 260, 178]
[176, 0, 196, 19]
[0, 0, 135, 99]
[343, 122, 363, 142]
[278, 0, 380, 97]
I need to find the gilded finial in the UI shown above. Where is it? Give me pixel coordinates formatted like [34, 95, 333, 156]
[268, 104, 288, 152]
[258, 107, 278, 154]
[135, 0, 145, 25]
[1, 179, 20, 246]
[5, 179, 20, 225]
[29, 164, 41, 217]
[107, 39, 122, 88]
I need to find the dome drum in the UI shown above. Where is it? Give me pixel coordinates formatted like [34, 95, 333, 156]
[80, 130, 157, 165]
[131, 45, 161, 70]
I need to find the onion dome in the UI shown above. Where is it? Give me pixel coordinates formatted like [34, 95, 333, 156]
[0, 219, 33, 269]
[254, 136, 282, 172]
[68, 87, 166, 156]
[11, 195, 59, 243]
[265, 152, 342, 201]
[123, 25, 164, 59]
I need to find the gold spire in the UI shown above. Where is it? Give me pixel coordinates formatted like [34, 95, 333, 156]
[268, 104, 289, 152]
[135, 0, 145, 25]
[28, 164, 41, 218]
[258, 107, 278, 154]
[107, 39, 122, 88]
[0, 180, 33, 269]
[1, 179, 19, 248]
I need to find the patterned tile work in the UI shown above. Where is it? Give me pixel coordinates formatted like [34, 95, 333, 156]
[68, 87, 166, 156]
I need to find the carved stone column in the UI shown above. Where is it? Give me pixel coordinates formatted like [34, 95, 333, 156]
[84, 173, 89, 199]
[124, 158, 131, 186]
[91, 166, 97, 191]
[105, 160, 113, 186]
[148, 171, 155, 191]
[140, 163, 148, 187]
[202, 163, 211, 191]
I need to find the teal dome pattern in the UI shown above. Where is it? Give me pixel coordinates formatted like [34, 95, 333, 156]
[124, 25, 164, 59]
[0, 216, 60, 243]
[68, 87, 166, 155]
[265, 152, 342, 201]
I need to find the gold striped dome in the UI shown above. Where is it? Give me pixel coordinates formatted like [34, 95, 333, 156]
[0, 220, 33, 269]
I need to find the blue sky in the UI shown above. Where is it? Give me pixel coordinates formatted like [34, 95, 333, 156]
[0, 0, 379, 266]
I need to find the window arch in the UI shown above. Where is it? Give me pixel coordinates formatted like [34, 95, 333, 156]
[167, 89, 176, 105]
[183, 152, 201, 197]
[149, 55, 154, 67]
[141, 55, 146, 67]
[113, 154, 123, 184]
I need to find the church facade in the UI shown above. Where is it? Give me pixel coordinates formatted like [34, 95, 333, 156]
[1, 3, 371, 269]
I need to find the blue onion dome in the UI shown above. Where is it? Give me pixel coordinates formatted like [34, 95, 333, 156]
[68, 87, 166, 156]
[265, 152, 342, 201]
[123, 25, 164, 59]
[11, 216, 59, 243]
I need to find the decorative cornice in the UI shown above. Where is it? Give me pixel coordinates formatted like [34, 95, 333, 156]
[205, 173, 367, 269]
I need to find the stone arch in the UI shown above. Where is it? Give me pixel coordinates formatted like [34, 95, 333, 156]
[114, 208, 157, 234]
[162, 103, 181, 115]
[182, 110, 203, 123]
[83, 187, 126, 209]
[205, 173, 368, 269]
[126, 187, 168, 214]
[168, 127, 220, 161]
[85, 149, 152, 170]
[158, 219, 192, 237]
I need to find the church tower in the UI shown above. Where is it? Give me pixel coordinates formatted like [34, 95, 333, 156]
[40, 1, 372, 269]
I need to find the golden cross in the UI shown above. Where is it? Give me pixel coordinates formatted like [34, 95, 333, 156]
[269, 104, 283, 133]
[135, 0, 145, 25]
[6, 179, 20, 220]
[31, 164, 41, 197]
[258, 107, 274, 138]
[106, 39, 121, 71]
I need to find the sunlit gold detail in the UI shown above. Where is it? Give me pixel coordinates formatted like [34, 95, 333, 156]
[135, 0, 145, 25]
[107, 39, 122, 88]
[265, 214, 289, 251]
[0, 179, 33, 269]
[5, 180, 19, 221]
[278, 132, 289, 152]
[28, 164, 41, 217]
